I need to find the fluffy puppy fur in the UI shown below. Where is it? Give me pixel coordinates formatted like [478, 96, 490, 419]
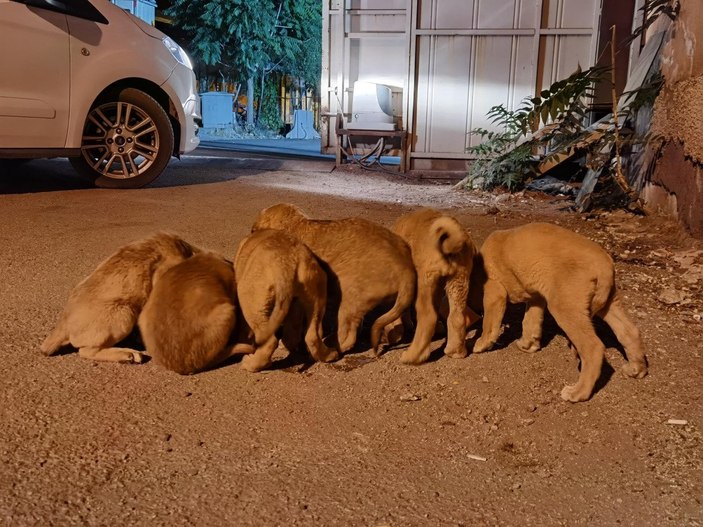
[470, 222, 648, 402]
[391, 208, 477, 364]
[138, 252, 252, 375]
[251, 203, 416, 355]
[41, 232, 198, 363]
[234, 229, 338, 372]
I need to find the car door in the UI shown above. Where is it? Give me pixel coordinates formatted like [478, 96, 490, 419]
[0, 0, 70, 148]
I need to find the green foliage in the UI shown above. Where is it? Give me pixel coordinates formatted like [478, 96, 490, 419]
[272, 0, 322, 90]
[625, 0, 680, 45]
[621, 73, 664, 113]
[257, 78, 284, 132]
[167, 0, 322, 126]
[465, 0, 679, 195]
[166, 0, 276, 78]
[468, 141, 535, 191]
[465, 67, 666, 194]
[167, 0, 320, 85]
[465, 66, 608, 190]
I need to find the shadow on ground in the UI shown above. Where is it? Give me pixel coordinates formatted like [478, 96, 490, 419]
[0, 148, 334, 195]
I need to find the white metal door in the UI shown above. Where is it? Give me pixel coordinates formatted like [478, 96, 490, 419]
[0, 1, 70, 148]
[322, 0, 602, 171]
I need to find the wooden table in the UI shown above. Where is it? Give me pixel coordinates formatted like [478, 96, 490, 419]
[335, 114, 408, 173]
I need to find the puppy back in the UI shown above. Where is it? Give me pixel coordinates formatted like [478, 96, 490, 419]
[234, 229, 304, 337]
[480, 222, 615, 296]
[140, 253, 236, 374]
[251, 203, 308, 232]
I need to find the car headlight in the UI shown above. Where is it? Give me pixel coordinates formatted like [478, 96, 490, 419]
[162, 36, 193, 70]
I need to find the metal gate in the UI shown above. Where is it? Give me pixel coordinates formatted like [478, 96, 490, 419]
[321, 0, 602, 172]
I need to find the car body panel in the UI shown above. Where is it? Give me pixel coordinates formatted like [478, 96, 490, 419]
[0, 0, 199, 158]
[0, 1, 70, 148]
[64, 2, 173, 149]
[160, 66, 201, 154]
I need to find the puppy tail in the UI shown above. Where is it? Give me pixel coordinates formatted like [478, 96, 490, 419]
[591, 263, 616, 314]
[40, 317, 70, 356]
[431, 216, 469, 256]
[370, 277, 416, 356]
[257, 286, 293, 346]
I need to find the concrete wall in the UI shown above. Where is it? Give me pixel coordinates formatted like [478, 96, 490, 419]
[647, 0, 703, 237]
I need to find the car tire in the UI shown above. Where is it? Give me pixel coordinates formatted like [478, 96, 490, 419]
[70, 88, 174, 189]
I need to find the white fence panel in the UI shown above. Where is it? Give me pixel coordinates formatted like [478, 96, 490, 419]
[321, 0, 602, 169]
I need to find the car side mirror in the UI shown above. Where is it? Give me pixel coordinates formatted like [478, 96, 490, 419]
[11, 0, 109, 24]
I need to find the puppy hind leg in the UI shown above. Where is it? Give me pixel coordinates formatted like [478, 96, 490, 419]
[371, 275, 416, 357]
[550, 305, 605, 403]
[241, 335, 279, 373]
[336, 300, 363, 354]
[226, 343, 256, 355]
[73, 304, 138, 360]
[40, 317, 70, 356]
[473, 279, 508, 353]
[516, 298, 546, 353]
[195, 305, 245, 371]
[444, 274, 469, 359]
[599, 295, 648, 379]
[237, 292, 282, 372]
[337, 315, 362, 354]
[301, 289, 339, 364]
[281, 301, 306, 355]
[400, 277, 439, 365]
[78, 346, 144, 363]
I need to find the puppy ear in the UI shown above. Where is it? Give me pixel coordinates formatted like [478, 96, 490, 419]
[175, 238, 198, 258]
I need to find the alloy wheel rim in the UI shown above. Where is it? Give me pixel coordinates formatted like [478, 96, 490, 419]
[80, 101, 159, 179]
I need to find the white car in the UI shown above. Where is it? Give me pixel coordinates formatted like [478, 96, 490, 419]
[0, 0, 201, 188]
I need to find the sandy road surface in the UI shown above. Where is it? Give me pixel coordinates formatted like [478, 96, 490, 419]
[0, 152, 702, 526]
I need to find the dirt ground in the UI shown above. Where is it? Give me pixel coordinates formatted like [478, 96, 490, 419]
[1, 153, 702, 526]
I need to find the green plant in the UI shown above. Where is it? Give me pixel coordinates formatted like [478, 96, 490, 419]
[462, 0, 682, 207]
[463, 66, 608, 190]
[168, 0, 321, 127]
[625, 0, 680, 45]
[462, 66, 668, 196]
[257, 77, 284, 132]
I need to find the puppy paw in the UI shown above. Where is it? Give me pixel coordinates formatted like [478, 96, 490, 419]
[241, 354, 266, 373]
[320, 349, 340, 363]
[40, 345, 59, 357]
[119, 352, 144, 364]
[472, 337, 492, 354]
[516, 337, 541, 353]
[444, 345, 467, 359]
[621, 361, 648, 379]
[560, 384, 591, 403]
[400, 348, 430, 365]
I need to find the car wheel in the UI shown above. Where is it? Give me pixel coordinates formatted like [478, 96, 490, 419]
[70, 88, 174, 189]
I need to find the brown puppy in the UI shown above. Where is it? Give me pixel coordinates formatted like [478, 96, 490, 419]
[138, 252, 252, 375]
[234, 229, 339, 372]
[251, 203, 416, 355]
[41, 232, 198, 363]
[471, 222, 648, 402]
[391, 208, 477, 364]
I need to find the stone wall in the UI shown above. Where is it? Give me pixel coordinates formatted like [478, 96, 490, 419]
[647, 0, 703, 237]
